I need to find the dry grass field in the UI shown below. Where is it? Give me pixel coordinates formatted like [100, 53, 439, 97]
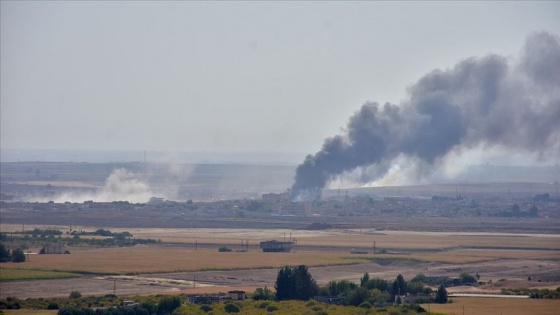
[0, 268, 81, 282]
[27, 225, 553, 251]
[299, 231, 560, 250]
[377, 249, 560, 264]
[0, 246, 371, 275]
[423, 297, 560, 315]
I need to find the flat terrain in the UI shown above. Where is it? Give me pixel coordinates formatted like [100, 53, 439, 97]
[1, 226, 559, 300]
[1, 162, 559, 314]
[423, 297, 560, 315]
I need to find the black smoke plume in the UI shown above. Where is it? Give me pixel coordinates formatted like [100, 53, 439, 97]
[292, 32, 560, 199]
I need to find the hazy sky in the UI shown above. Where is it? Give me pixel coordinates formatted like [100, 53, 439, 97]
[2, 1, 559, 156]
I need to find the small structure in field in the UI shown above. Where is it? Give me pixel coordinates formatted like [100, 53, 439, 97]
[227, 290, 246, 300]
[40, 240, 69, 254]
[187, 293, 225, 304]
[259, 240, 294, 252]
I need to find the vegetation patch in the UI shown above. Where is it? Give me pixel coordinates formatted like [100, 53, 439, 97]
[0, 269, 81, 282]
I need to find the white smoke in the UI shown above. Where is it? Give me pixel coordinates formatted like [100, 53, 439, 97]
[50, 168, 154, 203]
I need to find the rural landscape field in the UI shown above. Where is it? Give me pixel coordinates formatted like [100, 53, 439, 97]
[1, 161, 559, 314]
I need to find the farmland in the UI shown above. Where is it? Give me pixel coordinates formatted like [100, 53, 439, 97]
[1, 162, 559, 314]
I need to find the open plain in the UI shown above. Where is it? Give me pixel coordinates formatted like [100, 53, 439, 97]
[1, 162, 559, 314]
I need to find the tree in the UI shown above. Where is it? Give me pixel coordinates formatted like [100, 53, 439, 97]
[275, 265, 318, 301]
[459, 272, 477, 285]
[0, 243, 10, 262]
[157, 296, 181, 315]
[346, 287, 370, 306]
[69, 291, 82, 299]
[435, 285, 448, 303]
[364, 277, 389, 291]
[529, 205, 539, 217]
[326, 280, 357, 296]
[11, 248, 26, 263]
[275, 266, 295, 300]
[391, 274, 406, 298]
[360, 272, 370, 287]
[294, 265, 319, 300]
[252, 287, 274, 300]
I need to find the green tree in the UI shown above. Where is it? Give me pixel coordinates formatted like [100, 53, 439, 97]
[435, 285, 448, 303]
[529, 205, 539, 217]
[459, 272, 477, 285]
[364, 277, 389, 291]
[252, 287, 274, 300]
[157, 296, 181, 315]
[275, 266, 295, 300]
[346, 287, 371, 306]
[294, 265, 319, 300]
[11, 248, 26, 263]
[0, 244, 10, 262]
[69, 291, 82, 299]
[391, 274, 406, 297]
[360, 272, 370, 287]
[275, 265, 318, 301]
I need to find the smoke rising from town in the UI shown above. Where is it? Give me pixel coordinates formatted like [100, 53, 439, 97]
[292, 32, 560, 199]
[50, 168, 154, 203]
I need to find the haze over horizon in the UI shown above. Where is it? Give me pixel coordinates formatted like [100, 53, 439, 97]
[2, 2, 559, 159]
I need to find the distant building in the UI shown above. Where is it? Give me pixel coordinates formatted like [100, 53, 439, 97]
[279, 202, 308, 216]
[227, 290, 246, 300]
[262, 189, 291, 202]
[40, 240, 68, 254]
[260, 240, 294, 252]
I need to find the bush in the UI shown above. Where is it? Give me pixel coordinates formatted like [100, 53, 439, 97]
[224, 303, 240, 313]
[358, 302, 372, 309]
[200, 304, 213, 312]
[69, 291, 82, 299]
[266, 305, 278, 312]
[257, 302, 270, 309]
[252, 287, 274, 300]
[47, 302, 60, 310]
[218, 247, 232, 252]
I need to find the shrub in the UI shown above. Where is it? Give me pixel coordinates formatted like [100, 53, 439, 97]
[47, 302, 60, 310]
[69, 291, 82, 299]
[252, 287, 274, 300]
[200, 304, 213, 312]
[224, 303, 240, 313]
[266, 304, 278, 312]
[218, 247, 232, 252]
[359, 302, 372, 309]
[257, 302, 270, 309]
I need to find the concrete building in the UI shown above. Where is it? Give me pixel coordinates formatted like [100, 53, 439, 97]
[227, 290, 246, 300]
[259, 240, 294, 252]
[40, 240, 68, 254]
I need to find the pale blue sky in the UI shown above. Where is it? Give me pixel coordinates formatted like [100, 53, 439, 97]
[2, 1, 559, 156]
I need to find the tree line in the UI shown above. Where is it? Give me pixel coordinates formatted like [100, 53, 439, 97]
[272, 265, 450, 307]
